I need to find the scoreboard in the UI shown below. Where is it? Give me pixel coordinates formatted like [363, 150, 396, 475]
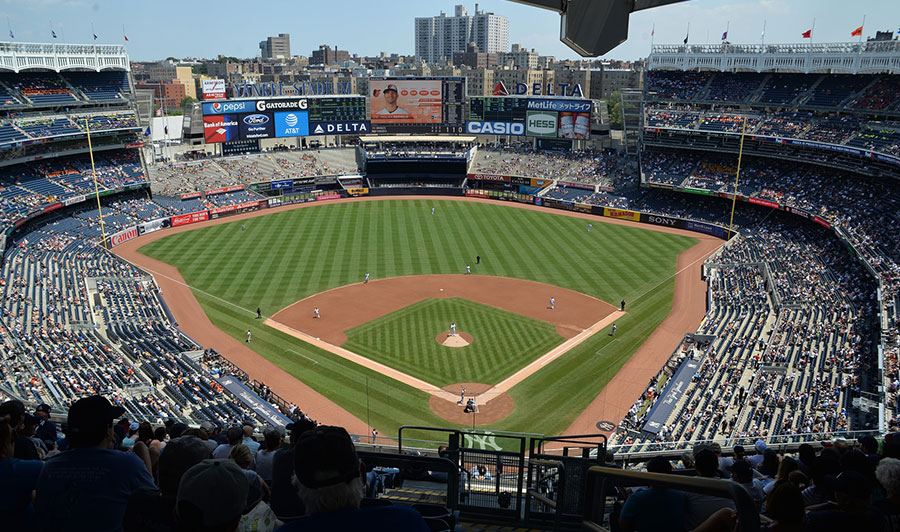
[468, 97, 530, 122]
[369, 77, 467, 135]
[467, 96, 592, 139]
[201, 96, 371, 144]
[308, 97, 367, 124]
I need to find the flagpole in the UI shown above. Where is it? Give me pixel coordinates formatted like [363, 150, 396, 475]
[859, 15, 866, 43]
[729, 117, 747, 239]
[761, 20, 766, 47]
[85, 119, 108, 248]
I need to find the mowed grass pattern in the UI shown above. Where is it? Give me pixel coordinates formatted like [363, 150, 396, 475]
[140, 199, 697, 437]
[344, 298, 564, 386]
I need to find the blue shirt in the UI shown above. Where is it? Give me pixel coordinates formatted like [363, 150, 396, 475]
[0, 457, 43, 530]
[35, 446, 156, 532]
[276, 505, 430, 532]
[621, 488, 688, 532]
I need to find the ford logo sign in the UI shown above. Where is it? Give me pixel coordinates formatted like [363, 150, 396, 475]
[243, 114, 269, 125]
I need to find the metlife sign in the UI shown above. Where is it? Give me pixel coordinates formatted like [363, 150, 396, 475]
[466, 121, 525, 136]
[273, 111, 309, 138]
[527, 99, 591, 113]
[525, 111, 558, 138]
[309, 121, 371, 135]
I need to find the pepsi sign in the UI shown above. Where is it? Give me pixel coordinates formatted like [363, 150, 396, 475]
[202, 100, 257, 115]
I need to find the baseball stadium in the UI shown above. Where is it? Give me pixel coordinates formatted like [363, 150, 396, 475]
[2, 1, 900, 530]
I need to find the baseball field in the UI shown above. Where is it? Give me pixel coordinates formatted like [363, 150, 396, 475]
[133, 198, 704, 440]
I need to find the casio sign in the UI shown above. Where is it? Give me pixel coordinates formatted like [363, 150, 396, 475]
[466, 121, 525, 135]
[243, 114, 269, 125]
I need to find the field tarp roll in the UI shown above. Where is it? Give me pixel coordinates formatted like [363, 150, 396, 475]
[216, 375, 292, 427]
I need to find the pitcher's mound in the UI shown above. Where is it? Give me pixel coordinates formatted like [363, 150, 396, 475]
[436, 331, 474, 348]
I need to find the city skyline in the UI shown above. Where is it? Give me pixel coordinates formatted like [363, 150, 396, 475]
[2, 0, 899, 62]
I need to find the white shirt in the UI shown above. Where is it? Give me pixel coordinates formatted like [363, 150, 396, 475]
[375, 106, 410, 116]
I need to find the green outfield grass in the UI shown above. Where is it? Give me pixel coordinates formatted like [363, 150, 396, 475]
[140, 199, 697, 438]
[343, 297, 565, 386]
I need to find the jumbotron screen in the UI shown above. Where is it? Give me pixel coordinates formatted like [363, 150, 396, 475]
[201, 96, 369, 143]
[467, 96, 591, 139]
[369, 77, 466, 135]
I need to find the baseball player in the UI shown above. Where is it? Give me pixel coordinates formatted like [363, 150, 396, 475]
[550, 297, 555, 310]
[365, 272, 369, 284]
[621, 300, 626, 311]
[246, 330, 252, 343]
[314, 307, 320, 319]
[451, 322, 456, 336]
[431, 207, 435, 215]
[466, 265, 471, 275]
[371, 428, 378, 443]
[611, 323, 617, 337]
[458, 387, 466, 405]
[588, 223, 592, 232]
[256, 307, 261, 319]
[242, 224, 246, 231]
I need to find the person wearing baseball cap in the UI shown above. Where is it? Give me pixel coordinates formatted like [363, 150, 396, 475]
[176, 459, 248, 532]
[374, 83, 410, 117]
[33, 403, 57, 444]
[270, 417, 317, 522]
[35, 395, 156, 532]
[278, 425, 428, 531]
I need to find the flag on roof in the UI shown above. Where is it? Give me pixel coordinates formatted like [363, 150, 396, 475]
[93, 33, 98, 40]
[851, 26, 863, 37]
[802, 29, 812, 38]
[52, 30, 57, 39]
[721, 31, 728, 41]
[8, 30, 13, 40]
[144, 126, 150, 136]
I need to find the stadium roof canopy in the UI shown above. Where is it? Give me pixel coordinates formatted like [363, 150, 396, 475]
[0, 41, 130, 73]
[359, 136, 477, 143]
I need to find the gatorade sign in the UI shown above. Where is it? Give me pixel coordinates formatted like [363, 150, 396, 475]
[526, 111, 558, 138]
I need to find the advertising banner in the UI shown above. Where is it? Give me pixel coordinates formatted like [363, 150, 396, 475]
[370, 79, 442, 124]
[140, 218, 165, 235]
[210, 200, 259, 216]
[239, 113, 274, 139]
[202, 100, 257, 115]
[203, 114, 239, 144]
[221, 139, 260, 156]
[466, 173, 510, 182]
[43, 202, 62, 214]
[509, 176, 531, 186]
[557, 112, 590, 139]
[465, 192, 491, 199]
[125, 142, 145, 149]
[270, 179, 293, 190]
[526, 99, 591, 113]
[180, 192, 202, 200]
[346, 187, 369, 196]
[171, 210, 209, 227]
[525, 111, 558, 138]
[603, 208, 641, 221]
[785, 206, 813, 219]
[530, 178, 552, 188]
[558, 181, 594, 191]
[749, 197, 779, 209]
[315, 194, 341, 201]
[814, 216, 831, 229]
[201, 79, 226, 100]
[255, 99, 308, 113]
[643, 358, 701, 434]
[466, 121, 525, 135]
[641, 213, 681, 228]
[273, 111, 309, 138]
[205, 185, 244, 196]
[309, 121, 371, 135]
[63, 195, 85, 206]
[109, 226, 139, 247]
[684, 187, 711, 195]
[684, 220, 726, 238]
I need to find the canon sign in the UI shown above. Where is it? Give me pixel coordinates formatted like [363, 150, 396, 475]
[109, 227, 139, 247]
[466, 121, 525, 135]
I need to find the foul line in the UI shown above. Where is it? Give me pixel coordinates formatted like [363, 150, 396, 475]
[286, 349, 319, 365]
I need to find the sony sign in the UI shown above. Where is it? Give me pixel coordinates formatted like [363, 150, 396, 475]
[647, 215, 678, 227]
[466, 121, 525, 135]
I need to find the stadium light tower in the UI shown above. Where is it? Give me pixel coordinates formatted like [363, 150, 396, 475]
[507, 0, 690, 57]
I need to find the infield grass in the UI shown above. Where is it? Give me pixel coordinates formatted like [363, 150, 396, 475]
[140, 199, 697, 438]
[343, 297, 565, 386]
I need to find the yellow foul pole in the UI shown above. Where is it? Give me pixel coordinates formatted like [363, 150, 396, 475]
[85, 118, 108, 247]
[728, 117, 748, 238]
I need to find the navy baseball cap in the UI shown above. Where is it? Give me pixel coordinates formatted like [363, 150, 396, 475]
[384, 84, 398, 93]
[293, 426, 360, 489]
[67, 396, 125, 435]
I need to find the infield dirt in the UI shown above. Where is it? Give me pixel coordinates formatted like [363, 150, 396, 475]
[114, 196, 722, 436]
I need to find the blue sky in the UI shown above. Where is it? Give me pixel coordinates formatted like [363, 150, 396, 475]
[4, 0, 899, 61]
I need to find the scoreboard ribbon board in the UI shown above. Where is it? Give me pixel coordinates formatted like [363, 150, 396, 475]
[467, 96, 591, 139]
